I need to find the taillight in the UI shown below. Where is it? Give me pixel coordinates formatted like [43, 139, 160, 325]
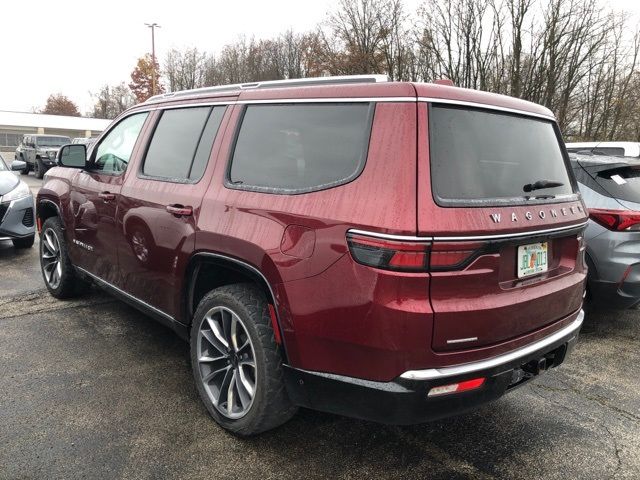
[429, 241, 485, 270]
[346, 232, 484, 272]
[589, 208, 640, 231]
[346, 233, 429, 272]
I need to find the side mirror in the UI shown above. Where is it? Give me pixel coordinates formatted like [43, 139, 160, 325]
[11, 160, 26, 172]
[57, 144, 87, 168]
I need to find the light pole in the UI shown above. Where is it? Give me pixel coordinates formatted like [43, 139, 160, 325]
[145, 23, 161, 95]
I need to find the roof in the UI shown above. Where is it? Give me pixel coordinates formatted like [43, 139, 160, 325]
[0, 110, 111, 132]
[138, 75, 555, 121]
[570, 152, 640, 167]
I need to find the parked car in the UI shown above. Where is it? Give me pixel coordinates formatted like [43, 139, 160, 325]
[0, 154, 35, 248]
[37, 75, 587, 435]
[17, 134, 71, 179]
[570, 153, 640, 309]
[566, 141, 640, 158]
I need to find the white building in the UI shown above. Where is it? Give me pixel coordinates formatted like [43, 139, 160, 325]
[0, 111, 111, 149]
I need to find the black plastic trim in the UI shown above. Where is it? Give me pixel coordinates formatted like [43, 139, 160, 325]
[188, 252, 288, 361]
[283, 325, 580, 424]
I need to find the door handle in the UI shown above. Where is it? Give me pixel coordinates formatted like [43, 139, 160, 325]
[98, 192, 116, 201]
[166, 205, 193, 216]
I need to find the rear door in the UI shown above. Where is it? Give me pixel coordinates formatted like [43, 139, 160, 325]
[116, 105, 229, 319]
[418, 103, 587, 351]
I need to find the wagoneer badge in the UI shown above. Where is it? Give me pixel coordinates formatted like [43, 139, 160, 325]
[490, 205, 583, 223]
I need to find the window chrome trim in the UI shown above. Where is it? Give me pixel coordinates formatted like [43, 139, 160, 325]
[124, 97, 414, 119]
[76, 266, 175, 322]
[433, 221, 588, 241]
[418, 97, 556, 121]
[347, 228, 433, 242]
[118, 96, 557, 120]
[348, 221, 587, 243]
[236, 97, 415, 104]
[400, 310, 584, 380]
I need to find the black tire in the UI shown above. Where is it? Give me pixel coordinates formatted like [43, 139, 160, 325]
[190, 283, 297, 435]
[12, 234, 35, 249]
[40, 217, 88, 298]
[34, 158, 45, 179]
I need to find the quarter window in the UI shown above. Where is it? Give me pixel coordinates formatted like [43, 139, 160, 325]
[93, 112, 149, 174]
[142, 106, 225, 181]
[229, 103, 373, 193]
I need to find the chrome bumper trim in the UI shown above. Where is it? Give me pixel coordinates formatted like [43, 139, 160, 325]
[400, 309, 584, 380]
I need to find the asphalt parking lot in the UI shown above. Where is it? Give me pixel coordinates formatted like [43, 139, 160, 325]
[1, 170, 639, 479]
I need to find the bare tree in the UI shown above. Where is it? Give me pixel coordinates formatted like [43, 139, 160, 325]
[116, 0, 640, 141]
[90, 83, 135, 119]
[165, 47, 208, 91]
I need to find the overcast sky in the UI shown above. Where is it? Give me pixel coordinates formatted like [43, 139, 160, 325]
[1, 0, 638, 116]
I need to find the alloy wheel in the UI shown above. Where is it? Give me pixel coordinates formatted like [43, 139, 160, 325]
[41, 228, 62, 289]
[197, 306, 257, 419]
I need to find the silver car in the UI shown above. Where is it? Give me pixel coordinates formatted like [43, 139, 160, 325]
[571, 153, 640, 309]
[0, 154, 35, 248]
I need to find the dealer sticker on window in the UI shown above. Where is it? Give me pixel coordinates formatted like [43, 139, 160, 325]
[517, 242, 548, 278]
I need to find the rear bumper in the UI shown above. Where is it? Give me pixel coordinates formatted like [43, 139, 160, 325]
[284, 310, 583, 424]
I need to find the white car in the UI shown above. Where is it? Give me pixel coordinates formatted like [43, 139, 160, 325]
[565, 141, 640, 158]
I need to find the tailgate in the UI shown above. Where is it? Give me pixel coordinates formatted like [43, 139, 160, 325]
[428, 223, 585, 350]
[418, 101, 588, 351]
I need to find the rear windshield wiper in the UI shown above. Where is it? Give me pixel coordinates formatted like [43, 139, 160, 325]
[523, 179, 564, 193]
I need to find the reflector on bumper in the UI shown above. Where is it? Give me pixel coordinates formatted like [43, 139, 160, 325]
[427, 377, 485, 397]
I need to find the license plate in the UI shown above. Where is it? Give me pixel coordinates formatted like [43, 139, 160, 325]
[517, 242, 548, 278]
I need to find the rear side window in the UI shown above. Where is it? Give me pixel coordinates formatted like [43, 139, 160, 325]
[228, 103, 373, 193]
[429, 106, 574, 205]
[143, 106, 225, 181]
[595, 166, 640, 204]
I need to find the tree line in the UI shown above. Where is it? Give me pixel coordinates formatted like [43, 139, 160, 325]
[51, 0, 640, 142]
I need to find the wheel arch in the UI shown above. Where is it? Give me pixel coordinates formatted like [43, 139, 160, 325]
[184, 252, 288, 362]
[36, 199, 65, 230]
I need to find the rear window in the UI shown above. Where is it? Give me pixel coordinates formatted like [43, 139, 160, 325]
[595, 166, 640, 204]
[429, 106, 574, 205]
[228, 103, 373, 193]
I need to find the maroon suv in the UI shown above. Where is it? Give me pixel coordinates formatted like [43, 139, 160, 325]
[37, 75, 587, 435]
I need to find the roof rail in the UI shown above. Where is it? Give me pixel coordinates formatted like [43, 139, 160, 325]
[144, 74, 390, 103]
